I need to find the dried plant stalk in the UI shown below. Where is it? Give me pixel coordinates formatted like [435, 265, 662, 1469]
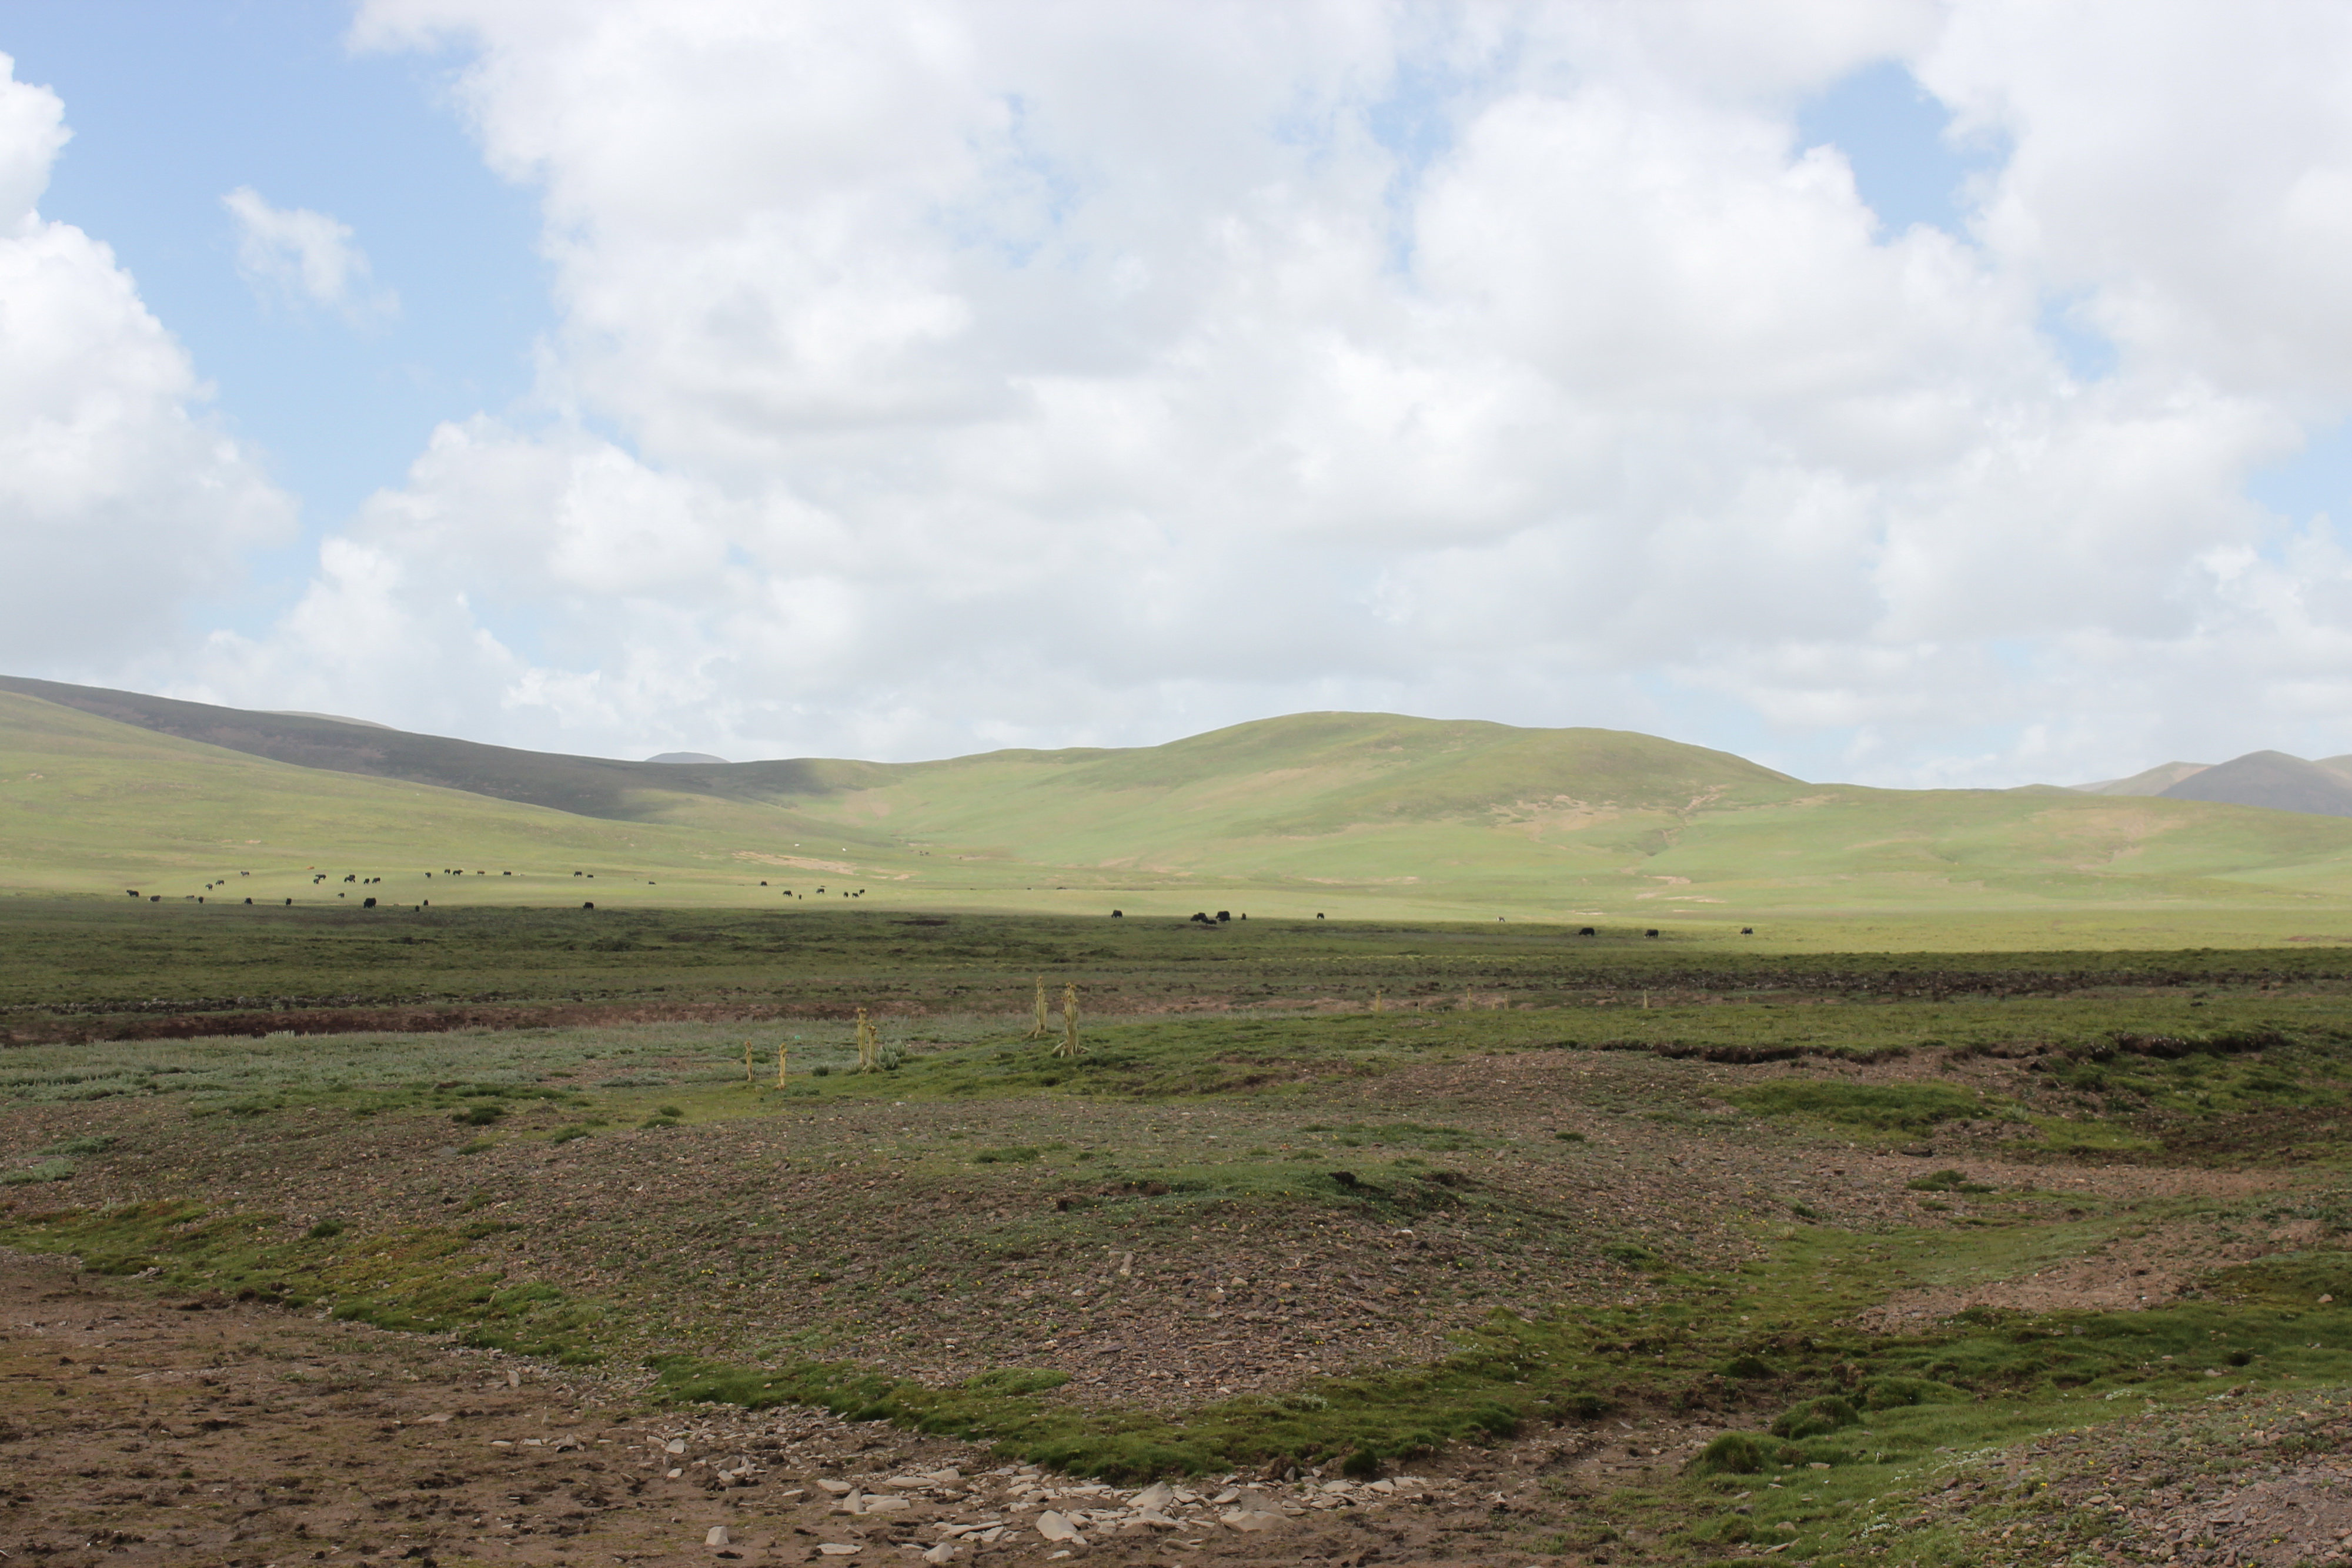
[776, 1039, 788, 1088]
[1054, 982, 1083, 1058]
[1025, 976, 1050, 1039]
[855, 1007, 878, 1072]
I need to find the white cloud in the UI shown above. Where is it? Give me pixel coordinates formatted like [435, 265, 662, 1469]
[0, 54, 294, 669]
[44, 5, 2352, 785]
[223, 185, 397, 322]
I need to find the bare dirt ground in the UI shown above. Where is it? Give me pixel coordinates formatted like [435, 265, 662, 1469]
[8, 1005, 2349, 1568]
[2, 1044, 2194, 1411]
[0, 1042, 2298, 1415]
[1894, 1383, 2352, 1566]
[0, 1252, 1716, 1568]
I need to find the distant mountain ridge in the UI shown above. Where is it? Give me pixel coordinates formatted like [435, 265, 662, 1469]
[24, 671, 2352, 827]
[2072, 761, 2213, 796]
[2156, 751, 2352, 817]
[2071, 750, 2352, 817]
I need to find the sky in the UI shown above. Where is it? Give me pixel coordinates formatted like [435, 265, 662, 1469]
[2, 2, 2351, 785]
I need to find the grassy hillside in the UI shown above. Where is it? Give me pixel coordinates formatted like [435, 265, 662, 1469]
[13, 684, 2352, 941]
[0, 690, 913, 905]
[0, 673, 890, 823]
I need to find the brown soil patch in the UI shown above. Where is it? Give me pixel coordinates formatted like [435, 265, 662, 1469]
[0, 1253, 1661, 1567]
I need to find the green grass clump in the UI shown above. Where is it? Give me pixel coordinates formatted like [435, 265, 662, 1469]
[1769, 1394, 1861, 1439]
[1690, 1432, 1790, 1476]
[963, 1368, 1071, 1395]
[46, 1134, 113, 1155]
[1906, 1169, 1996, 1193]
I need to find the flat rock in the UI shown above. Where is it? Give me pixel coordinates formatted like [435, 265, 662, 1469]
[1036, 1509, 1085, 1543]
[1221, 1509, 1288, 1533]
[704, 1525, 731, 1546]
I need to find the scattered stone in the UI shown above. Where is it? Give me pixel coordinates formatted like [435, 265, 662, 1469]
[705, 1525, 731, 1546]
[817, 1546, 861, 1557]
[816, 1478, 855, 1495]
[922, 1546, 959, 1565]
[1036, 1509, 1085, 1543]
[1131, 1482, 1175, 1513]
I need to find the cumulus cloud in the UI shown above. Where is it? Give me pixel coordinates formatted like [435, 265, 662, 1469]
[0, 54, 293, 669]
[223, 185, 397, 322]
[103, 5, 2352, 781]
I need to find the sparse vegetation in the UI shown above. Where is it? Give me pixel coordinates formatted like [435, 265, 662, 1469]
[4, 902, 2352, 1562]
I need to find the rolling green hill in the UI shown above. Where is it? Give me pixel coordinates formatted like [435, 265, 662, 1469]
[11, 678, 2352, 942]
